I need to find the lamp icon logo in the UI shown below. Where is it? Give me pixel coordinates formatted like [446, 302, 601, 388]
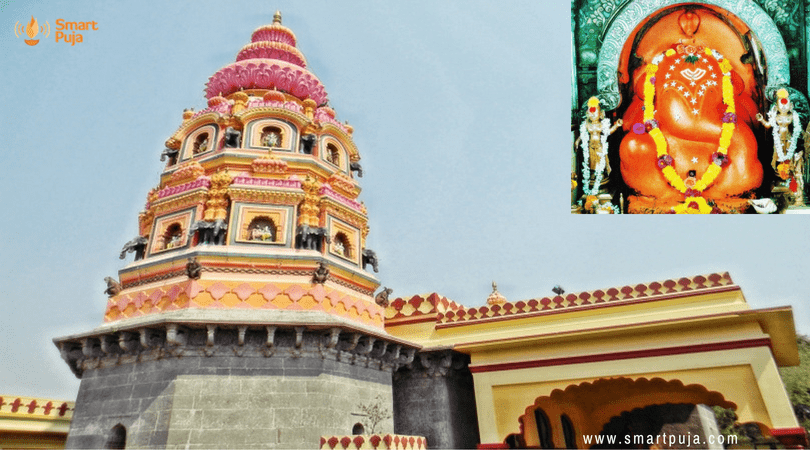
[14, 16, 51, 46]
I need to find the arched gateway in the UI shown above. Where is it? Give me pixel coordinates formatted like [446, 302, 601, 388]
[384, 272, 807, 448]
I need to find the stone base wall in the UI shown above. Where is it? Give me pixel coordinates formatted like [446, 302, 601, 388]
[393, 350, 479, 449]
[62, 325, 412, 449]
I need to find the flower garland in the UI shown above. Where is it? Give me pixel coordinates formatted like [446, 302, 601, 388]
[642, 47, 735, 213]
[765, 106, 801, 163]
[579, 117, 611, 196]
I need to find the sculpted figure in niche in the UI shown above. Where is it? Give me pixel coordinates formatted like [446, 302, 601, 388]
[261, 126, 282, 148]
[617, 7, 763, 213]
[248, 217, 276, 242]
[193, 133, 209, 154]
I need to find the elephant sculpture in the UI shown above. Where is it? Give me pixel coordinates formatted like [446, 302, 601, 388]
[350, 162, 363, 178]
[223, 126, 241, 148]
[300, 134, 317, 154]
[295, 224, 330, 251]
[119, 236, 148, 260]
[160, 147, 179, 163]
[190, 219, 228, 245]
[362, 249, 379, 273]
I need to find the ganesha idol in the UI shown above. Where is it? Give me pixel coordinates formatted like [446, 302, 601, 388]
[618, 8, 768, 213]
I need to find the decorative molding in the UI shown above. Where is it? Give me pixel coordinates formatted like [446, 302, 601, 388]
[319, 434, 427, 450]
[394, 349, 469, 379]
[467, 338, 772, 373]
[0, 396, 74, 420]
[385, 293, 465, 322]
[438, 272, 737, 325]
[56, 324, 417, 378]
[106, 279, 382, 327]
[205, 60, 328, 105]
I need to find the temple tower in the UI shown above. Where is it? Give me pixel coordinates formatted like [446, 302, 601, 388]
[54, 12, 418, 449]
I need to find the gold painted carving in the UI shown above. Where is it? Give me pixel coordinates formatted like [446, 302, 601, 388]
[252, 151, 289, 175]
[204, 170, 233, 221]
[298, 175, 322, 227]
[231, 92, 250, 114]
[228, 188, 304, 205]
[327, 172, 360, 199]
[152, 192, 207, 217]
[170, 161, 205, 184]
[165, 137, 181, 150]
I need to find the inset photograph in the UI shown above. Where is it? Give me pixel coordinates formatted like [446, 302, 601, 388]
[572, 0, 809, 213]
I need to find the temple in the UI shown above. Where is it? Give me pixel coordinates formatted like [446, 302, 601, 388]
[572, 0, 810, 214]
[50, 9, 806, 450]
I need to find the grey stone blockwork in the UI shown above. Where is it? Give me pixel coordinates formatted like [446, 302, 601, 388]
[60, 325, 415, 449]
[393, 350, 480, 449]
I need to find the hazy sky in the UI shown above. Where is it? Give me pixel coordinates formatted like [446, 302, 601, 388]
[1, 1, 808, 401]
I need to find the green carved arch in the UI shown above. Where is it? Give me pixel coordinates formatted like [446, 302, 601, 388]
[596, 0, 790, 111]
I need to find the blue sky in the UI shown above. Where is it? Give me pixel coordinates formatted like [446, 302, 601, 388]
[1, 1, 807, 401]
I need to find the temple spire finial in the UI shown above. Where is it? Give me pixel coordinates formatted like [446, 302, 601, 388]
[273, 10, 282, 25]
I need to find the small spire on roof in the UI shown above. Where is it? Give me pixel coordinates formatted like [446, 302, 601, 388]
[273, 10, 282, 25]
[487, 281, 506, 306]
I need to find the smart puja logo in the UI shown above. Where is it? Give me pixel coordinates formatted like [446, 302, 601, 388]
[15, 16, 50, 46]
[14, 16, 98, 46]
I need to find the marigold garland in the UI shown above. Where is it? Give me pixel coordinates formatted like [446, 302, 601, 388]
[642, 46, 736, 214]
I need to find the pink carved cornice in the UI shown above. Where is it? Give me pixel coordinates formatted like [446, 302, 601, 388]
[319, 184, 364, 212]
[157, 178, 211, 199]
[205, 60, 328, 104]
[250, 25, 296, 47]
[237, 41, 306, 67]
[246, 99, 304, 114]
[232, 174, 302, 189]
[315, 107, 350, 134]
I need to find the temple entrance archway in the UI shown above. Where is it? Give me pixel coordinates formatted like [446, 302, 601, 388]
[506, 377, 735, 449]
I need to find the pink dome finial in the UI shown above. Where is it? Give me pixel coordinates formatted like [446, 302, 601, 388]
[203, 12, 329, 104]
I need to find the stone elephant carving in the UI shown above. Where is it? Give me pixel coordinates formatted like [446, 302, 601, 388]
[362, 249, 379, 273]
[350, 161, 363, 178]
[190, 219, 228, 245]
[295, 224, 330, 251]
[160, 147, 179, 163]
[119, 236, 148, 260]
